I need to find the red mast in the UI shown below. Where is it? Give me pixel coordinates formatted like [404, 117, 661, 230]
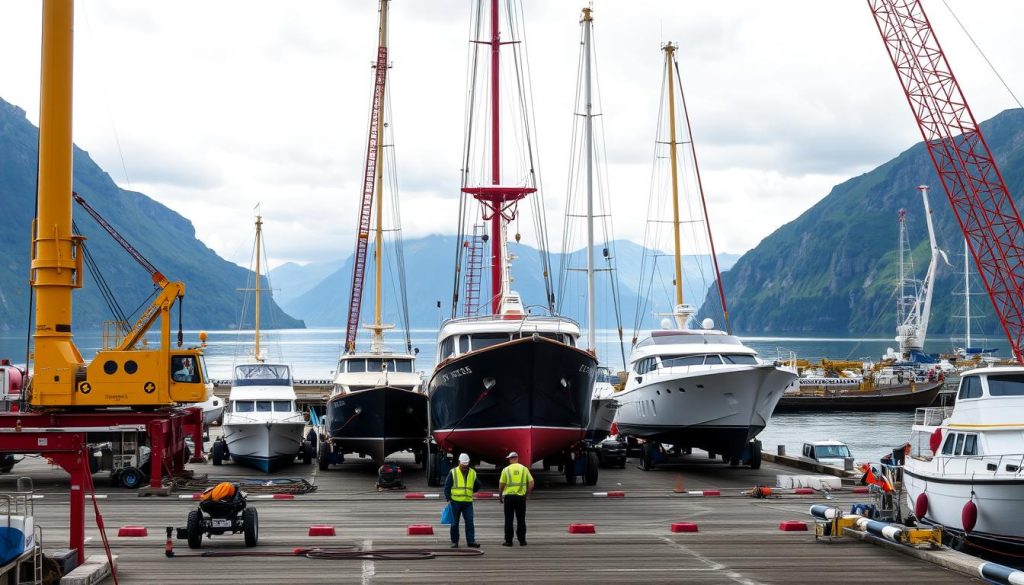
[344, 3, 389, 352]
[869, 0, 1024, 363]
[462, 0, 534, 315]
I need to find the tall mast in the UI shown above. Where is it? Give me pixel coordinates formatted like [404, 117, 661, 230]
[254, 214, 263, 360]
[371, 0, 389, 352]
[583, 7, 595, 351]
[965, 237, 971, 348]
[462, 0, 534, 315]
[664, 44, 684, 311]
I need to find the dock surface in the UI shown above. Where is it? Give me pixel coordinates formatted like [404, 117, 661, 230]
[4, 435, 978, 584]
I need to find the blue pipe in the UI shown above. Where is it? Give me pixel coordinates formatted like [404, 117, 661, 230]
[979, 562, 1024, 585]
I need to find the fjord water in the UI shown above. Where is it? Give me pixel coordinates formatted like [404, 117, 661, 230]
[0, 329, 939, 462]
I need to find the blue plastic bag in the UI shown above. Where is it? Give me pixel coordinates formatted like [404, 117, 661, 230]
[440, 503, 454, 525]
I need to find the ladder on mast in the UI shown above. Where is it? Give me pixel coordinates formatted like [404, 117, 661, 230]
[464, 224, 486, 317]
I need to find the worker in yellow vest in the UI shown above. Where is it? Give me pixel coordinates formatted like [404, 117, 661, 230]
[443, 453, 481, 548]
[498, 451, 534, 546]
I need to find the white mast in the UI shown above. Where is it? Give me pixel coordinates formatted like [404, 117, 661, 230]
[583, 7, 595, 352]
[895, 185, 944, 358]
[964, 237, 971, 349]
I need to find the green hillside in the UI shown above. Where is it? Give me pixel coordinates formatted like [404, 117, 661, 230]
[698, 109, 1023, 339]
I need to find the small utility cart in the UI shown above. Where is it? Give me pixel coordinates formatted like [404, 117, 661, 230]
[177, 482, 258, 548]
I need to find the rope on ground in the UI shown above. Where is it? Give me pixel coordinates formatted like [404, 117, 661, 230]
[172, 477, 318, 495]
[169, 546, 484, 560]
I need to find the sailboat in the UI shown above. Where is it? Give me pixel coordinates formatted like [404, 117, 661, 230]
[321, 0, 428, 469]
[613, 43, 797, 470]
[427, 0, 597, 480]
[556, 7, 623, 445]
[214, 214, 309, 472]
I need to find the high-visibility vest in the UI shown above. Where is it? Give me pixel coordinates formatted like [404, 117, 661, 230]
[500, 463, 532, 496]
[450, 467, 477, 502]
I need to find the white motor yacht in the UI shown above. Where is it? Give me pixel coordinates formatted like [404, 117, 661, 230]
[903, 365, 1024, 555]
[219, 362, 308, 472]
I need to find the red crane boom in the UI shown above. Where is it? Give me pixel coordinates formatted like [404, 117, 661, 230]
[344, 43, 389, 352]
[869, 0, 1024, 363]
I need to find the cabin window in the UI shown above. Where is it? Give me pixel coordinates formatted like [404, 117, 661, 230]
[958, 376, 982, 399]
[538, 333, 569, 344]
[346, 360, 367, 373]
[472, 334, 510, 351]
[256, 400, 273, 413]
[394, 360, 414, 373]
[704, 355, 723, 365]
[367, 359, 396, 372]
[635, 357, 658, 374]
[660, 355, 704, 368]
[273, 401, 292, 412]
[171, 356, 198, 383]
[234, 401, 254, 413]
[962, 434, 979, 456]
[722, 354, 758, 365]
[954, 433, 965, 455]
[941, 434, 956, 456]
[458, 336, 470, 353]
[440, 337, 455, 359]
[986, 374, 1024, 397]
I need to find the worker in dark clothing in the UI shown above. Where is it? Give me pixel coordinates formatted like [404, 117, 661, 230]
[498, 451, 534, 546]
[443, 453, 481, 548]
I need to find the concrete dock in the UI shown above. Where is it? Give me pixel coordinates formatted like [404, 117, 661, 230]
[4, 437, 980, 584]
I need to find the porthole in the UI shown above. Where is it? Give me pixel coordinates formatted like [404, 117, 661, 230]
[103, 360, 118, 375]
[124, 360, 138, 374]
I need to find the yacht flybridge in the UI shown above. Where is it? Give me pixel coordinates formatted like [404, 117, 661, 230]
[613, 43, 796, 470]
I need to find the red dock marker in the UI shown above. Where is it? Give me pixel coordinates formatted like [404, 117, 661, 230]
[793, 488, 816, 495]
[407, 525, 434, 535]
[308, 525, 336, 537]
[779, 521, 808, 532]
[671, 522, 699, 533]
[568, 523, 596, 534]
[404, 493, 426, 499]
[852, 486, 869, 494]
[118, 526, 148, 537]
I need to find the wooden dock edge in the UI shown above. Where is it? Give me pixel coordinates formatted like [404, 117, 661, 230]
[842, 527, 981, 579]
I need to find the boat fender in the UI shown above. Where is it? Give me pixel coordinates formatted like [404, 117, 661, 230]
[929, 428, 942, 453]
[962, 499, 978, 534]
[914, 493, 928, 519]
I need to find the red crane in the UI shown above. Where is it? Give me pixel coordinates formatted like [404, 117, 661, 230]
[869, 0, 1024, 363]
[344, 19, 389, 352]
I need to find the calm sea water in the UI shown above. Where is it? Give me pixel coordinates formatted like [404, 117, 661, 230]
[0, 328, 938, 462]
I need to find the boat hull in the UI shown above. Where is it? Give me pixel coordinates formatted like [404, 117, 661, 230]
[775, 380, 943, 411]
[903, 465, 1024, 556]
[325, 386, 428, 464]
[615, 365, 794, 458]
[586, 397, 617, 443]
[223, 420, 306, 473]
[429, 337, 597, 466]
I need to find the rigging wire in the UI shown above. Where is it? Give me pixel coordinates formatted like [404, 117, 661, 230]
[940, 0, 1024, 111]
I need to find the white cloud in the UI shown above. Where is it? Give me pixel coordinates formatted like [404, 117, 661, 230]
[2, 0, 1023, 271]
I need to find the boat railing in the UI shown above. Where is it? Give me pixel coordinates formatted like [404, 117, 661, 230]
[0, 477, 34, 520]
[766, 348, 799, 367]
[936, 453, 1024, 478]
[914, 406, 952, 426]
[442, 313, 581, 329]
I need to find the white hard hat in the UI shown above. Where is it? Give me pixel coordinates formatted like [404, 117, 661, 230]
[506, 451, 518, 459]
[458, 453, 470, 464]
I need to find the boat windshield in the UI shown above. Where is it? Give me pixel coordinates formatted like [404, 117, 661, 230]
[366, 359, 415, 373]
[233, 364, 291, 386]
[814, 445, 851, 459]
[987, 374, 1024, 396]
[638, 333, 743, 347]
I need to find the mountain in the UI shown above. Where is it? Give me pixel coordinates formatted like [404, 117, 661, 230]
[0, 97, 303, 332]
[279, 234, 738, 329]
[697, 108, 1023, 339]
[269, 259, 346, 307]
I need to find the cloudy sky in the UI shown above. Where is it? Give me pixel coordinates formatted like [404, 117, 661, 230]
[2, 1, 1023, 269]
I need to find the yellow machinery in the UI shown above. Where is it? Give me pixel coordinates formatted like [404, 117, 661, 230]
[28, 0, 210, 409]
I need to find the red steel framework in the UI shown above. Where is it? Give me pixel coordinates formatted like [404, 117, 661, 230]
[463, 0, 535, 316]
[345, 43, 389, 352]
[869, 0, 1024, 363]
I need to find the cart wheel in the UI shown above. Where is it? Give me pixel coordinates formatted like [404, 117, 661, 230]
[187, 510, 203, 549]
[564, 458, 577, 485]
[211, 440, 225, 466]
[121, 467, 144, 489]
[301, 441, 312, 465]
[640, 443, 657, 471]
[317, 443, 330, 471]
[243, 507, 259, 547]
[584, 452, 599, 486]
[748, 439, 762, 470]
[426, 452, 440, 487]
[306, 429, 318, 458]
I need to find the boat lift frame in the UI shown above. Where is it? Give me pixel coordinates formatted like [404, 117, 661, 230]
[0, 408, 204, 564]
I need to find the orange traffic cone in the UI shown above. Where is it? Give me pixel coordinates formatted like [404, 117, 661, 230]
[673, 474, 684, 493]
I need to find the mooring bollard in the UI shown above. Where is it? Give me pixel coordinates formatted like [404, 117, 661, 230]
[777, 445, 786, 456]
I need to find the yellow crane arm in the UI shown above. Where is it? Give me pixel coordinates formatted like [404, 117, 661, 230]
[116, 281, 185, 351]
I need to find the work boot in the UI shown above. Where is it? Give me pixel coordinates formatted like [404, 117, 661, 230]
[502, 542, 513, 547]
[467, 542, 481, 548]
[450, 543, 459, 548]
[519, 540, 527, 546]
